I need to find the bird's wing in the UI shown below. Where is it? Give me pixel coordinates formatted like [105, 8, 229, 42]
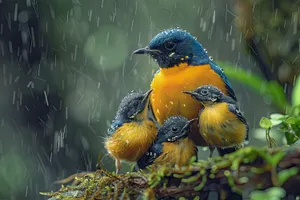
[228, 104, 249, 142]
[107, 119, 123, 136]
[209, 61, 237, 101]
[137, 143, 163, 170]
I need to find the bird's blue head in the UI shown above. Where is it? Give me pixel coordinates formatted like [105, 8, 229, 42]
[133, 28, 210, 68]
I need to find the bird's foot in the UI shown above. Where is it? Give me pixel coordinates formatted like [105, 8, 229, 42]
[209, 146, 215, 158]
[115, 159, 122, 174]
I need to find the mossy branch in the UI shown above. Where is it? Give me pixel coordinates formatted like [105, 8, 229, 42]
[41, 146, 300, 200]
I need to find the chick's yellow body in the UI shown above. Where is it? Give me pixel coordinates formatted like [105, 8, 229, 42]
[105, 120, 157, 162]
[199, 103, 247, 147]
[154, 138, 196, 167]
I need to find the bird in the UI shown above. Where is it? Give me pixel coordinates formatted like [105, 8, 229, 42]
[105, 89, 158, 173]
[182, 85, 249, 157]
[132, 28, 237, 146]
[137, 116, 197, 170]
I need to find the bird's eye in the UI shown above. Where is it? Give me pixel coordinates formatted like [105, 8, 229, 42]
[164, 41, 176, 50]
[200, 89, 208, 96]
[133, 101, 139, 107]
[171, 126, 178, 132]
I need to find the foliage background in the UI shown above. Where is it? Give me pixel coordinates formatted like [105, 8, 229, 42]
[0, 0, 296, 199]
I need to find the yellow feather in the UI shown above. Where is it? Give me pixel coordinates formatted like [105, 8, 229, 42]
[154, 138, 196, 167]
[199, 103, 247, 147]
[150, 62, 227, 146]
[105, 120, 157, 162]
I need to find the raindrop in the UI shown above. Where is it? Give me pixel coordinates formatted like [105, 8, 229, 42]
[231, 39, 235, 51]
[13, 3, 18, 21]
[18, 11, 28, 23]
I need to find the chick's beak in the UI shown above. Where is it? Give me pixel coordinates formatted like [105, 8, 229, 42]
[141, 89, 153, 104]
[182, 118, 198, 131]
[177, 118, 198, 140]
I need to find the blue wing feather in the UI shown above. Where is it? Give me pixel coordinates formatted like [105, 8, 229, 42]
[137, 143, 163, 169]
[209, 61, 237, 101]
[228, 104, 249, 142]
[107, 119, 123, 136]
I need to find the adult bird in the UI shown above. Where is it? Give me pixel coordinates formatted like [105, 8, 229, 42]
[133, 28, 236, 146]
[105, 89, 157, 173]
[183, 85, 249, 157]
[137, 116, 197, 170]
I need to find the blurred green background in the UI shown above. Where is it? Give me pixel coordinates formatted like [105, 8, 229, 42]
[0, 0, 299, 199]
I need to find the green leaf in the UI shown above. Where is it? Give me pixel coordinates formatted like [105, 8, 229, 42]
[286, 117, 297, 124]
[285, 132, 298, 145]
[290, 105, 300, 116]
[270, 119, 282, 126]
[219, 61, 289, 111]
[269, 151, 285, 166]
[251, 187, 286, 200]
[266, 187, 286, 199]
[270, 113, 288, 120]
[292, 76, 300, 107]
[259, 117, 272, 129]
[278, 167, 298, 186]
[250, 191, 269, 200]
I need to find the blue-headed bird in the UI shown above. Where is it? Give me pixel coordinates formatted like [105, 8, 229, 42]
[183, 85, 249, 157]
[132, 28, 237, 146]
[105, 89, 157, 173]
[137, 116, 197, 170]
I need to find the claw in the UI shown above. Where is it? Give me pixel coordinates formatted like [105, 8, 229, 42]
[209, 146, 215, 158]
[115, 159, 122, 174]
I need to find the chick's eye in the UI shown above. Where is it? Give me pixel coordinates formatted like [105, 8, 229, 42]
[133, 101, 139, 107]
[164, 41, 176, 50]
[200, 89, 208, 96]
[171, 126, 178, 132]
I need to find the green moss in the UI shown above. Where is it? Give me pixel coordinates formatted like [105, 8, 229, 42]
[40, 146, 295, 200]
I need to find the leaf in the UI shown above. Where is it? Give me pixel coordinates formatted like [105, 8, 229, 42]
[278, 167, 298, 186]
[270, 119, 282, 126]
[266, 187, 286, 199]
[270, 113, 288, 120]
[250, 190, 269, 200]
[292, 76, 300, 107]
[286, 117, 297, 124]
[269, 151, 285, 166]
[219, 61, 289, 111]
[285, 132, 298, 145]
[259, 117, 272, 129]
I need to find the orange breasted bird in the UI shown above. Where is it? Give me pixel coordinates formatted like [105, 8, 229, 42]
[137, 116, 197, 170]
[105, 89, 157, 173]
[183, 85, 249, 157]
[133, 28, 237, 146]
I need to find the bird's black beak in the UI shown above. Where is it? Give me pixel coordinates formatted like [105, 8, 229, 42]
[141, 89, 153, 105]
[182, 91, 198, 97]
[175, 118, 197, 140]
[132, 46, 161, 55]
[181, 118, 197, 132]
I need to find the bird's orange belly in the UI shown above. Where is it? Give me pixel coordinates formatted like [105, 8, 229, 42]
[150, 64, 227, 146]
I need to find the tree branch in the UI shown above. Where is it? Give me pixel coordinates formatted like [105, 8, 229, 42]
[41, 146, 300, 200]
